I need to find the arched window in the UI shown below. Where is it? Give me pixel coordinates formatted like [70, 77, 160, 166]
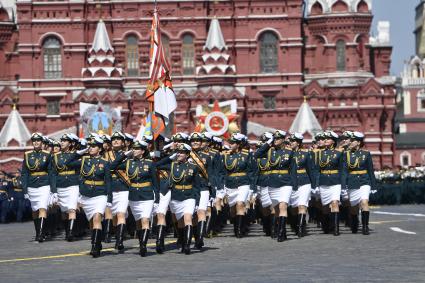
[43, 37, 62, 79]
[336, 39, 346, 71]
[162, 34, 170, 60]
[182, 34, 195, 75]
[126, 36, 139, 77]
[259, 32, 278, 73]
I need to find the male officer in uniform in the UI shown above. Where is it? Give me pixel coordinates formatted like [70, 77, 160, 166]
[0, 171, 11, 223]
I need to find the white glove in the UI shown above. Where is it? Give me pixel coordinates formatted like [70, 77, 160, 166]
[149, 152, 155, 158]
[124, 150, 133, 157]
[77, 148, 89, 155]
[163, 142, 174, 150]
[169, 153, 178, 160]
[264, 132, 273, 140]
[106, 202, 112, 208]
[10, 197, 14, 201]
[252, 193, 258, 200]
[267, 137, 274, 145]
[24, 194, 29, 200]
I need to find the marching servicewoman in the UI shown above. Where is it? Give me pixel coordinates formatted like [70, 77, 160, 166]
[254, 130, 297, 242]
[189, 132, 215, 250]
[255, 133, 273, 237]
[21, 133, 54, 242]
[66, 136, 112, 258]
[219, 133, 256, 238]
[316, 131, 344, 236]
[51, 134, 80, 241]
[104, 131, 130, 253]
[288, 133, 316, 238]
[156, 143, 201, 255]
[343, 132, 377, 235]
[112, 140, 159, 256]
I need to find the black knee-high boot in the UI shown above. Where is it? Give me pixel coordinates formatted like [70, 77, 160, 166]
[138, 229, 149, 257]
[262, 214, 272, 236]
[351, 214, 359, 234]
[156, 225, 166, 254]
[235, 215, 244, 238]
[331, 212, 340, 236]
[271, 214, 277, 239]
[297, 214, 306, 238]
[115, 224, 125, 253]
[361, 211, 370, 235]
[195, 221, 206, 249]
[183, 225, 193, 255]
[205, 215, 212, 237]
[277, 216, 287, 242]
[67, 219, 76, 242]
[33, 218, 40, 241]
[90, 229, 102, 258]
[102, 219, 112, 243]
[177, 227, 184, 251]
[321, 213, 330, 234]
[37, 217, 46, 243]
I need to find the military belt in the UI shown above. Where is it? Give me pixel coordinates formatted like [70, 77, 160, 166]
[261, 170, 289, 175]
[58, 170, 76, 176]
[0, 190, 6, 193]
[14, 189, 22, 192]
[229, 172, 247, 177]
[131, 182, 152, 188]
[321, 170, 339, 174]
[84, 180, 105, 186]
[111, 174, 118, 178]
[175, 184, 193, 190]
[30, 172, 48, 176]
[349, 170, 367, 175]
[297, 169, 307, 174]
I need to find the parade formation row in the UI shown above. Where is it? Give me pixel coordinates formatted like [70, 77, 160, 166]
[16, 129, 376, 257]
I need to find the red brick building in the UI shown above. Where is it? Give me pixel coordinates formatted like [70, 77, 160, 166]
[0, 0, 396, 172]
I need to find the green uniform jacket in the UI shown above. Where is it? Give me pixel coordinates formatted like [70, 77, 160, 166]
[156, 156, 201, 202]
[105, 150, 129, 192]
[112, 154, 159, 202]
[66, 153, 112, 203]
[256, 156, 270, 187]
[342, 149, 377, 190]
[21, 150, 54, 194]
[293, 149, 316, 189]
[52, 151, 80, 192]
[316, 148, 345, 187]
[219, 150, 257, 191]
[254, 144, 297, 189]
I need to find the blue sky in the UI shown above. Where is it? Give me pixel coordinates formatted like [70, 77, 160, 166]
[372, 0, 417, 75]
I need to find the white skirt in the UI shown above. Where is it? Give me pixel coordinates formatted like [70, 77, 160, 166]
[260, 186, 272, 208]
[290, 184, 311, 207]
[348, 185, 371, 206]
[268, 186, 293, 207]
[28, 186, 51, 212]
[57, 185, 79, 212]
[226, 185, 250, 207]
[129, 200, 154, 221]
[319, 185, 341, 206]
[154, 191, 171, 215]
[170, 199, 196, 221]
[111, 191, 129, 215]
[80, 195, 107, 220]
[197, 190, 210, 211]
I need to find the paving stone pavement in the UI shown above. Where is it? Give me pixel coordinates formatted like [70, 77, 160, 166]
[0, 205, 424, 283]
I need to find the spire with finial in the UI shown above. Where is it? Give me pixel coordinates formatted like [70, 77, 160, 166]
[0, 106, 31, 147]
[81, 18, 122, 83]
[289, 96, 322, 136]
[196, 17, 236, 76]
